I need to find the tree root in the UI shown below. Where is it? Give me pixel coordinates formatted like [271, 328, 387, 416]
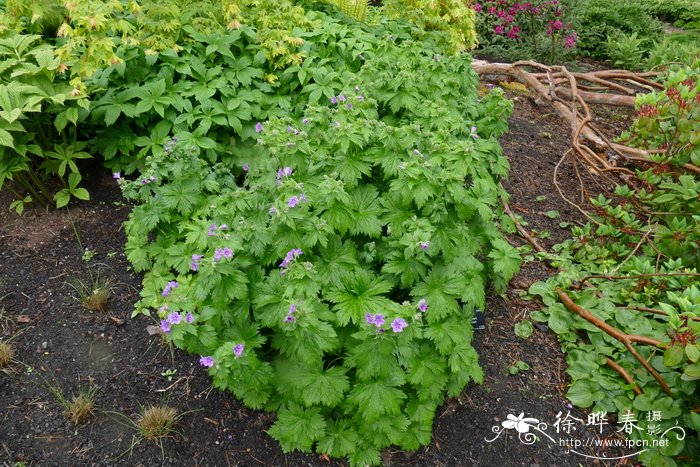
[556, 288, 672, 397]
[473, 60, 700, 184]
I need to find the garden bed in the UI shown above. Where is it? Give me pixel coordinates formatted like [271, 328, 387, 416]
[1, 87, 634, 466]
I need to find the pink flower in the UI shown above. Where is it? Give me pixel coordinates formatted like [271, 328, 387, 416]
[474, 3, 482, 12]
[507, 26, 520, 39]
[552, 20, 563, 31]
[504, 14, 514, 23]
[497, 10, 506, 18]
[564, 33, 577, 48]
[488, 6, 497, 14]
[494, 25, 505, 34]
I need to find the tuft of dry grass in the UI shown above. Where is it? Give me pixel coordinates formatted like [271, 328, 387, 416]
[70, 274, 112, 312]
[0, 340, 13, 367]
[66, 387, 96, 424]
[138, 405, 177, 441]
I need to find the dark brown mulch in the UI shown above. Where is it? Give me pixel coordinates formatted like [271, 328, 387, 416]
[1, 84, 634, 467]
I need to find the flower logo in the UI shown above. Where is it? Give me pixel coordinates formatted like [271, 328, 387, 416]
[502, 413, 540, 433]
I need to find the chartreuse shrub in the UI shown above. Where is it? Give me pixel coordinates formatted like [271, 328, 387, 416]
[121, 23, 515, 465]
[0, 32, 90, 212]
[528, 64, 700, 466]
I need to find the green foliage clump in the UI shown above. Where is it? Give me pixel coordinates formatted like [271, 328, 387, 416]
[573, 0, 664, 60]
[120, 15, 515, 465]
[0, 32, 90, 211]
[382, 0, 478, 53]
[641, 0, 700, 29]
[529, 63, 700, 467]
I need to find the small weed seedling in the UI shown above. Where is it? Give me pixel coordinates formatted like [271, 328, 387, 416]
[82, 248, 96, 262]
[160, 369, 177, 382]
[138, 405, 178, 440]
[66, 386, 97, 424]
[0, 339, 14, 367]
[70, 272, 112, 312]
[508, 360, 531, 375]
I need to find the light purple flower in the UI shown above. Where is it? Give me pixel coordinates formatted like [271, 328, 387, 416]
[208, 223, 217, 236]
[470, 126, 480, 139]
[269, 206, 278, 215]
[365, 313, 385, 327]
[420, 242, 429, 250]
[288, 196, 299, 208]
[223, 247, 233, 258]
[287, 125, 294, 133]
[166, 311, 182, 325]
[300, 193, 307, 203]
[233, 344, 245, 358]
[338, 95, 346, 103]
[113, 172, 121, 180]
[289, 304, 297, 314]
[158, 304, 169, 314]
[243, 163, 249, 172]
[219, 224, 228, 231]
[199, 356, 215, 367]
[162, 281, 179, 297]
[150, 176, 156, 181]
[185, 312, 194, 323]
[214, 249, 224, 262]
[302, 118, 309, 124]
[283, 314, 296, 323]
[391, 318, 408, 333]
[357, 95, 364, 102]
[331, 96, 338, 105]
[279, 248, 303, 268]
[346, 103, 353, 109]
[255, 122, 263, 133]
[486, 83, 495, 89]
[418, 299, 428, 313]
[191, 254, 203, 271]
[160, 319, 171, 334]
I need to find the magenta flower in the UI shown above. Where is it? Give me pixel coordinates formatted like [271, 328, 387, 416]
[494, 25, 505, 34]
[199, 356, 214, 367]
[233, 344, 245, 358]
[564, 34, 577, 48]
[418, 299, 428, 313]
[507, 26, 520, 39]
[474, 3, 482, 12]
[391, 318, 408, 333]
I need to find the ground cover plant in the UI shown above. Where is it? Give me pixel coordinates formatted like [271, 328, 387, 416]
[118, 7, 517, 461]
[526, 63, 700, 466]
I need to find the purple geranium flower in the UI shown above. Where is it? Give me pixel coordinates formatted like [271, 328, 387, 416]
[255, 122, 263, 133]
[207, 223, 217, 236]
[420, 242, 429, 250]
[391, 318, 408, 333]
[233, 344, 245, 358]
[283, 314, 296, 323]
[166, 311, 182, 325]
[160, 319, 171, 334]
[302, 118, 309, 124]
[185, 312, 194, 323]
[199, 356, 215, 367]
[214, 249, 224, 262]
[288, 196, 299, 208]
[279, 248, 303, 268]
[243, 163, 249, 172]
[223, 247, 233, 259]
[418, 299, 428, 313]
[331, 96, 338, 105]
[289, 304, 297, 314]
[338, 95, 346, 102]
[162, 281, 179, 297]
[470, 126, 480, 139]
[191, 254, 203, 271]
[365, 313, 384, 327]
[113, 172, 121, 180]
